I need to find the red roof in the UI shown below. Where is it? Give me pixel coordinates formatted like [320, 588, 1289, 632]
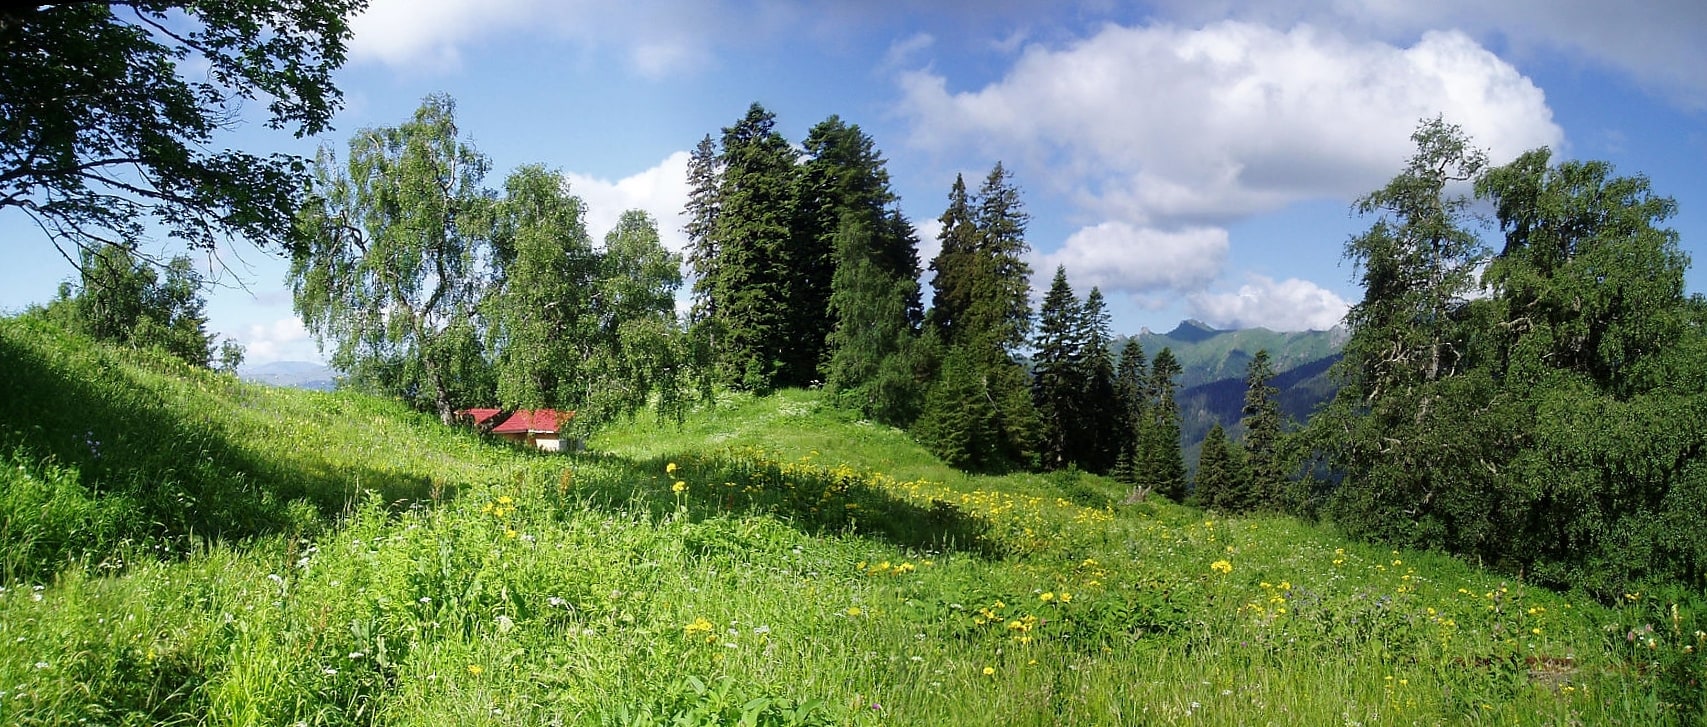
[461, 408, 572, 434]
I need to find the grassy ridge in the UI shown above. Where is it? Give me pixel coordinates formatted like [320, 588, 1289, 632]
[0, 319, 1703, 725]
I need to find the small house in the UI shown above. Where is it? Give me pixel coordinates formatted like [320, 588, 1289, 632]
[461, 408, 574, 452]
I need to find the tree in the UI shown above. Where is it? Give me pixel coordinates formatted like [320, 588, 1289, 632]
[1191, 423, 1247, 512]
[1032, 266, 1083, 469]
[915, 163, 1040, 472]
[486, 164, 596, 413]
[701, 103, 801, 391]
[926, 174, 978, 345]
[1240, 349, 1284, 509]
[824, 212, 925, 425]
[1074, 288, 1121, 473]
[290, 95, 494, 424]
[1139, 347, 1187, 501]
[1111, 338, 1149, 484]
[1316, 118, 1494, 547]
[50, 241, 213, 366]
[1, 1, 364, 262]
[969, 162, 1033, 354]
[585, 211, 695, 427]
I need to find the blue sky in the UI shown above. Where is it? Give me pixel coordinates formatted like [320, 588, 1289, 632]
[3, 0, 1705, 364]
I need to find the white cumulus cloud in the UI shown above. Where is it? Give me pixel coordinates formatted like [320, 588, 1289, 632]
[241, 317, 319, 364]
[898, 21, 1562, 227]
[1034, 222, 1227, 298]
[564, 151, 692, 254]
[1187, 275, 1351, 331]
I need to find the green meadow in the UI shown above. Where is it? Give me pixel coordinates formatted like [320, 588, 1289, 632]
[1, 315, 1702, 725]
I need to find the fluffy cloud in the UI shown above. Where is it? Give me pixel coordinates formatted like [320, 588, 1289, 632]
[240, 317, 319, 365]
[1187, 275, 1351, 331]
[1153, 0, 1707, 110]
[898, 21, 1562, 227]
[1034, 223, 1227, 297]
[564, 151, 692, 253]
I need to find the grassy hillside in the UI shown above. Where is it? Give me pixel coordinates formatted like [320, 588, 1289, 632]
[1, 317, 1702, 725]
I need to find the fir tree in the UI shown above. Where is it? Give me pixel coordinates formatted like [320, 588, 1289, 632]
[927, 174, 978, 345]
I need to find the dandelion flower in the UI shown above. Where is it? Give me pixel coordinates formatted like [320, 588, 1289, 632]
[672, 481, 688, 493]
[1040, 592, 1055, 602]
[982, 666, 995, 676]
[667, 462, 679, 476]
[467, 664, 484, 676]
[1210, 560, 1233, 574]
[846, 606, 862, 617]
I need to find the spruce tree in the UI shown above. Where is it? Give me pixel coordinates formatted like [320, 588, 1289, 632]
[1191, 423, 1245, 511]
[1112, 338, 1149, 484]
[683, 134, 721, 322]
[1075, 287, 1121, 473]
[916, 163, 1040, 471]
[1141, 347, 1187, 501]
[707, 103, 801, 391]
[1032, 266, 1084, 470]
[927, 174, 978, 345]
[1239, 349, 1284, 509]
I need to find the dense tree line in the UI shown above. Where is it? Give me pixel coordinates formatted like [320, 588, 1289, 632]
[291, 95, 696, 429]
[1308, 118, 1707, 594]
[35, 242, 234, 370]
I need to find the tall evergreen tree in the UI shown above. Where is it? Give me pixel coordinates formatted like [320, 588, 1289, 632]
[916, 163, 1040, 471]
[1032, 267, 1084, 470]
[970, 162, 1034, 354]
[1112, 338, 1149, 484]
[1191, 423, 1247, 511]
[1075, 287, 1121, 473]
[683, 134, 721, 322]
[706, 103, 801, 391]
[1239, 349, 1284, 509]
[927, 174, 978, 345]
[1140, 347, 1187, 501]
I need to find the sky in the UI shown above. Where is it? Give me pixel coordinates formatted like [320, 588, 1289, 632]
[3, 0, 1705, 365]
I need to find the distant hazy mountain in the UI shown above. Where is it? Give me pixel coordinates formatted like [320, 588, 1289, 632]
[240, 361, 338, 391]
[1121, 320, 1347, 468]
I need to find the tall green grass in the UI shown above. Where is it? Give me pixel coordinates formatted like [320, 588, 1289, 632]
[0, 319, 1702, 725]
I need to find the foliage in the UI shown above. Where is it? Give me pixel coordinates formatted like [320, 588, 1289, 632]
[1239, 349, 1284, 510]
[486, 164, 597, 411]
[4, 325, 1707, 724]
[1136, 347, 1187, 501]
[1032, 267, 1083, 470]
[43, 243, 214, 367]
[1188, 423, 1247, 512]
[0, 1, 363, 260]
[1315, 119, 1707, 597]
[290, 94, 494, 424]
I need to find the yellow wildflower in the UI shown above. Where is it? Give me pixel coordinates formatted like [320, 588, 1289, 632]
[1040, 592, 1055, 602]
[467, 664, 484, 676]
[982, 666, 996, 676]
[1210, 560, 1233, 575]
[672, 481, 687, 493]
[846, 606, 862, 617]
[667, 462, 678, 476]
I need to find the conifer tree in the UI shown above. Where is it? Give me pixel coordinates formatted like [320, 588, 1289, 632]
[683, 134, 721, 322]
[1191, 423, 1246, 511]
[916, 163, 1040, 471]
[1075, 287, 1121, 473]
[1112, 338, 1148, 484]
[1032, 266, 1083, 469]
[927, 174, 978, 345]
[1140, 347, 1187, 501]
[705, 103, 801, 391]
[824, 212, 925, 425]
[1240, 349, 1284, 508]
